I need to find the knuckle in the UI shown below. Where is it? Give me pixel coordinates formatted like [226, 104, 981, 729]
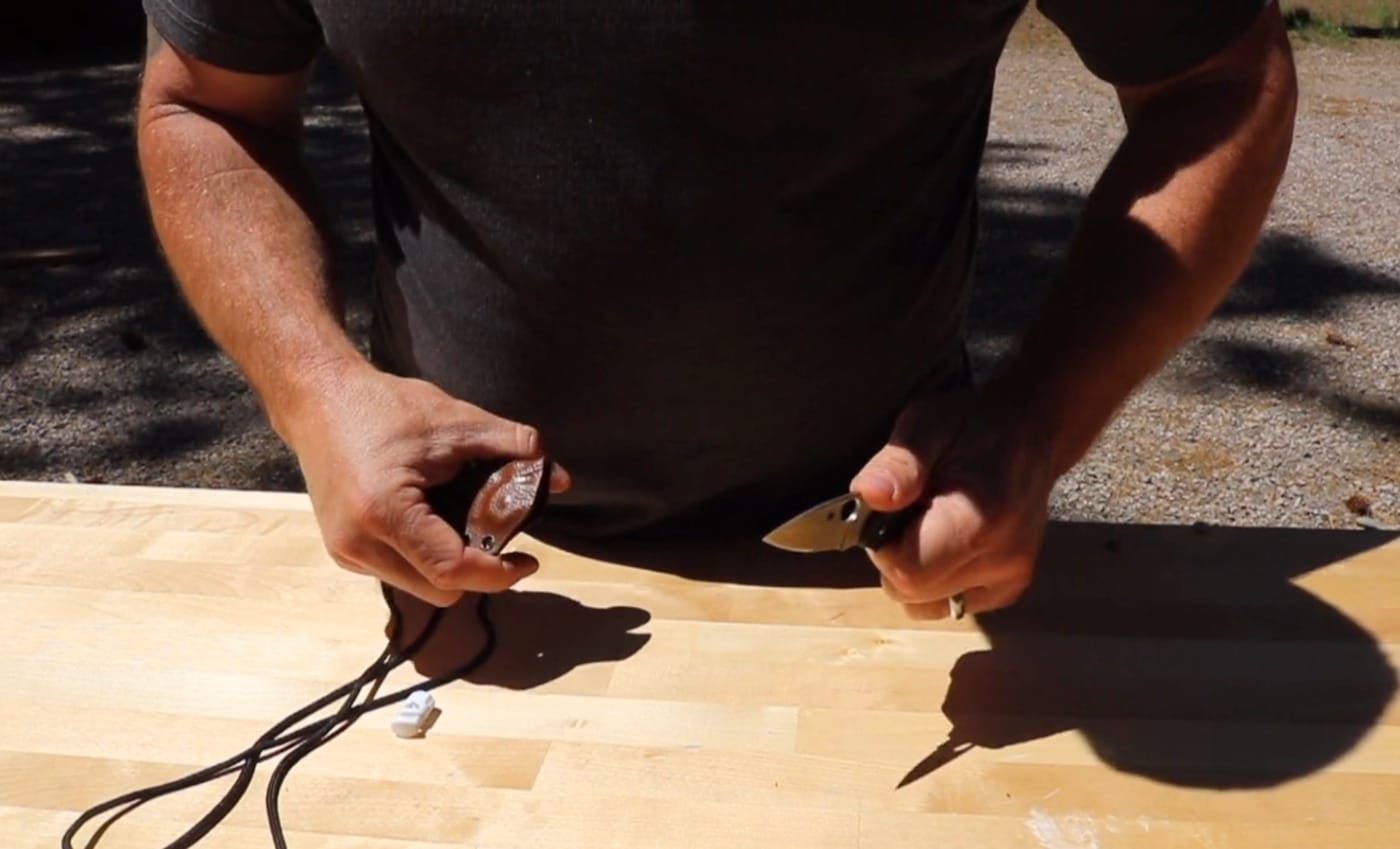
[466, 552, 519, 589]
[346, 488, 390, 536]
[881, 565, 932, 603]
[987, 554, 1033, 589]
[418, 555, 463, 588]
[424, 570, 460, 591]
[513, 423, 540, 456]
[904, 570, 938, 599]
[904, 601, 946, 621]
[879, 574, 904, 602]
[875, 449, 926, 486]
[978, 563, 1033, 612]
[325, 528, 371, 564]
[395, 499, 432, 541]
[950, 487, 988, 522]
[874, 535, 948, 603]
[453, 413, 538, 458]
[1003, 571, 1034, 603]
[329, 554, 367, 575]
[941, 493, 989, 552]
[424, 557, 512, 593]
[1007, 565, 1034, 592]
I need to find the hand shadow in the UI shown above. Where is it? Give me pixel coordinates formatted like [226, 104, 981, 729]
[382, 585, 651, 689]
[545, 521, 1399, 791]
[908, 522, 1400, 789]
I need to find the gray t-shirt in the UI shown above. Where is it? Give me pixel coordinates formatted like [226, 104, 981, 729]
[145, 0, 1266, 538]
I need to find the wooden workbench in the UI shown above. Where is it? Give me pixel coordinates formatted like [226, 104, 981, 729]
[2, 480, 1398, 848]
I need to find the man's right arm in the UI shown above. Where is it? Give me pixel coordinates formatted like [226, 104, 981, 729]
[138, 23, 355, 443]
[138, 25, 563, 604]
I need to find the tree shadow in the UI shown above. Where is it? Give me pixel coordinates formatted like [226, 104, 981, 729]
[1283, 7, 1400, 40]
[546, 520, 1399, 790]
[1, 51, 1397, 488]
[0, 48, 369, 489]
[969, 139, 1400, 438]
[3, 29, 1397, 797]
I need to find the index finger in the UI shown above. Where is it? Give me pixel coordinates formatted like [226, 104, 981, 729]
[386, 498, 539, 594]
[357, 537, 464, 607]
[867, 493, 982, 602]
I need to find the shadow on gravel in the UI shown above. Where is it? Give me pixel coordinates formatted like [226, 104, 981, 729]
[1284, 7, 1400, 40]
[0, 50, 369, 489]
[2, 54, 1398, 487]
[970, 140, 1400, 439]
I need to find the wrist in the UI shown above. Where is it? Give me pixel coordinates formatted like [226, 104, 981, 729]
[267, 348, 376, 450]
[975, 359, 1111, 483]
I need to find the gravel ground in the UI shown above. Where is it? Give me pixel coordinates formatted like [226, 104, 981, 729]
[2, 21, 1397, 530]
[986, 22, 1400, 529]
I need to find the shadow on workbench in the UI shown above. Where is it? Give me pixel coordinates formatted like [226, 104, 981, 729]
[383, 586, 653, 688]
[560, 521, 1400, 791]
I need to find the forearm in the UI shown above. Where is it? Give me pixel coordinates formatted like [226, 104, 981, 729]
[984, 13, 1297, 478]
[137, 86, 364, 443]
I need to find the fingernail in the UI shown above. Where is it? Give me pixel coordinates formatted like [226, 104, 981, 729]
[502, 554, 540, 574]
[857, 470, 899, 502]
[549, 463, 573, 493]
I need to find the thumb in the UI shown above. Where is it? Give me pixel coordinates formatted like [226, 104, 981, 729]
[851, 389, 969, 511]
[443, 401, 542, 461]
[851, 443, 928, 512]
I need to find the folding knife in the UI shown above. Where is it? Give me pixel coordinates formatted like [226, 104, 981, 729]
[762, 493, 965, 619]
[762, 492, 915, 553]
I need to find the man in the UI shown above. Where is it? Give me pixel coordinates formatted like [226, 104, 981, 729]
[136, 1, 1297, 618]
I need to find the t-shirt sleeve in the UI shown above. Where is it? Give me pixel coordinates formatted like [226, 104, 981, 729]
[144, 0, 323, 74]
[1035, 0, 1271, 86]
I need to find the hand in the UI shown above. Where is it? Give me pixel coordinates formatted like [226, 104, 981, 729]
[285, 363, 570, 606]
[850, 391, 1056, 620]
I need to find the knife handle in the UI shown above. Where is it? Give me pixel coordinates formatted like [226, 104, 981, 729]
[426, 457, 552, 554]
[858, 505, 920, 550]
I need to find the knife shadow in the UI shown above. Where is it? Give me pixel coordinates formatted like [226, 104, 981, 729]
[546, 521, 1399, 790]
[925, 522, 1400, 789]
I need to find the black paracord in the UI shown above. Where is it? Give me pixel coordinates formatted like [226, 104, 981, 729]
[62, 586, 497, 849]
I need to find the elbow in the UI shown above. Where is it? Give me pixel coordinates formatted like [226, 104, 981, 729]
[1267, 39, 1299, 158]
[1252, 22, 1300, 194]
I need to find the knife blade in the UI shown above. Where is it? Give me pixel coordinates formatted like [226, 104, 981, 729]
[762, 493, 917, 553]
[762, 493, 966, 619]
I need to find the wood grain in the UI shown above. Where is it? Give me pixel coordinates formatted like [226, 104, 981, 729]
[2, 481, 1398, 848]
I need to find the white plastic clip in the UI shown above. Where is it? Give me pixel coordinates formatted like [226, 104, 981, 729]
[390, 690, 436, 738]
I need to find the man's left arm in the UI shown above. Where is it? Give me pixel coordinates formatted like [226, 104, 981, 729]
[852, 5, 1297, 618]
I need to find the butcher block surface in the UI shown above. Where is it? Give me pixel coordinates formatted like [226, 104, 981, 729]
[2, 480, 1399, 848]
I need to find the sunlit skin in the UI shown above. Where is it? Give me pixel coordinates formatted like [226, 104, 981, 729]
[136, 7, 1296, 614]
[849, 8, 1295, 619]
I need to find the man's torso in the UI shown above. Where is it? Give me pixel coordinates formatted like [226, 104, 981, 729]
[326, 1, 1025, 536]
